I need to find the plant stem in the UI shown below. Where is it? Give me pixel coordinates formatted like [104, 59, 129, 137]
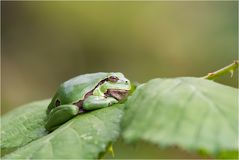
[202, 60, 239, 80]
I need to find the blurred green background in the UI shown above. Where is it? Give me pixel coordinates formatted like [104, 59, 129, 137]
[1, 1, 238, 158]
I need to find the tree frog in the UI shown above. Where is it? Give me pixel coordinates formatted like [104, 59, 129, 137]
[45, 72, 131, 131]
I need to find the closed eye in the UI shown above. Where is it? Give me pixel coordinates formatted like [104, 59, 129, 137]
[108, 76, 119, 82]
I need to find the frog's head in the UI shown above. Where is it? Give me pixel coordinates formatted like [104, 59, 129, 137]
[103, 72, 131, 101]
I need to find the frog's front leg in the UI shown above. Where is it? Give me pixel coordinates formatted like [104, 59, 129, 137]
[45, 105, 79, 132]
[83, 96, 118, 111]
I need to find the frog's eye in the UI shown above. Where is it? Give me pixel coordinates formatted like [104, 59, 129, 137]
[55, 99, 61, 107]
[108, 76, 119, 82]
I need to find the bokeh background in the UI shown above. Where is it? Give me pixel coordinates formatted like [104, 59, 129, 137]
[1, 1, 238, 158]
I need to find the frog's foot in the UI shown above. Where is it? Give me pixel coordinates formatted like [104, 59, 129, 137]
[83, 96, 118, 111]
[45, 105, 79, 132]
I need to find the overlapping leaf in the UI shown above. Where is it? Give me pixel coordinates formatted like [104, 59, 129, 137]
[1, 100, 124, 159]
[122, 77, 238, 158]
[1, 100, 50, 156]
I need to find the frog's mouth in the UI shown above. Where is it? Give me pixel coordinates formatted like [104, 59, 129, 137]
[104, 89, 129, 101]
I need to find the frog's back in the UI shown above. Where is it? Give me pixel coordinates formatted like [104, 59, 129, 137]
[57, 72, 109, 104]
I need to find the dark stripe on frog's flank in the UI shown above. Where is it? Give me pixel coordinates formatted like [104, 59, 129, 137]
[73, 77, 108, 113]
[73, 77, 129, 113]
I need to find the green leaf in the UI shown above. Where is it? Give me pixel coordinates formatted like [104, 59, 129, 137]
[1, 100, 50, 156]
[122, 77, 238, 158]
[2, 100, 124, 159]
